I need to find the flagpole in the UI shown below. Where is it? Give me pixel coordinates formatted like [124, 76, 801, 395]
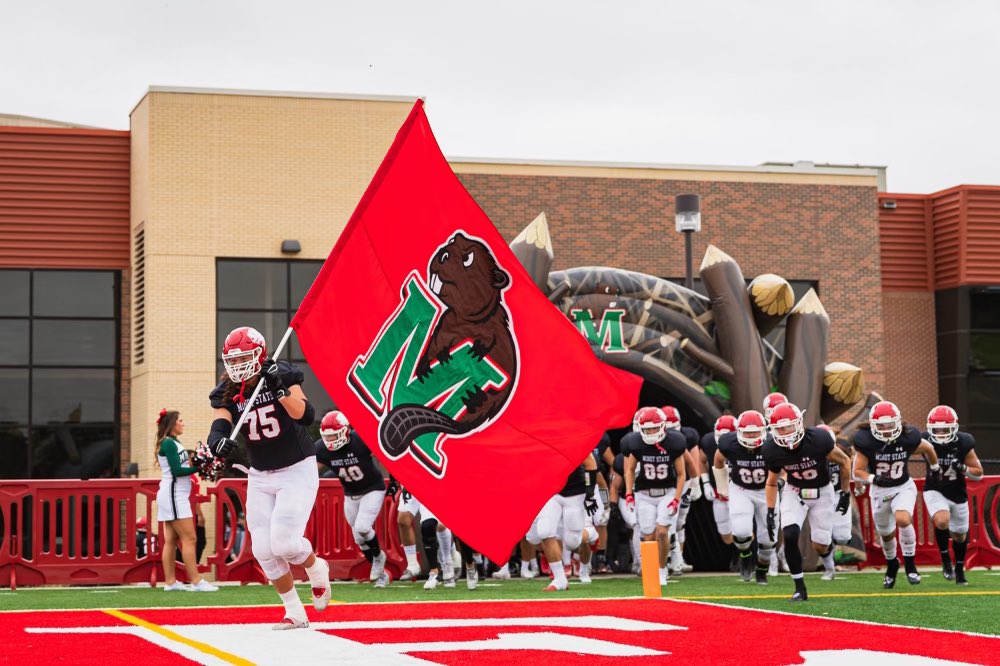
[228, 326, 295, 439]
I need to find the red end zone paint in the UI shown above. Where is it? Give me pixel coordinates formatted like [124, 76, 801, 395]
[3, 599, 999, 665]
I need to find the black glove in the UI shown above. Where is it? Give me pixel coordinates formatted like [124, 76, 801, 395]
[261, 359, 288, 398]
[211, 436, 237, 459]
[584, 496, 599, 517]
[836, 490, 850, 515]
[385, 477, 399, 497]
[401, 488, 412, 503]
[766, 507, 777, 543]
[952, 461, 967, 475]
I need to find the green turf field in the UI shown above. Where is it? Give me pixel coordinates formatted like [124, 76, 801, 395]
[3, 570, 999, 635]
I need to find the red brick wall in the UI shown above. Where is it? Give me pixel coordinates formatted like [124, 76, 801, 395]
[457, 173, 885, 399]
[881, 291, 939, 423]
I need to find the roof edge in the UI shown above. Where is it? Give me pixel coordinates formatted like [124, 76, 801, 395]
[448, 155, 881, 178]
[131, 85, 422, 115]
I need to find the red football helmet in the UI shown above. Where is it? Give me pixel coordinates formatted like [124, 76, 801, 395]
[661, 406, 682, 430]
[714, 414, 738, 444]
[763, 392, 788, 420]
[736, 410, 767, 449]
[869, 400, 902, 443]
[320, 410, 351, 451]
[222, 326, 266, 382]
[634, 407, 667, 445]
[926, 405, 959, 445]
[816, 423, 837, 444]
[769, 402, 804, 448]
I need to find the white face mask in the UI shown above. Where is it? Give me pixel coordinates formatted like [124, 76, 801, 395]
[223, 348, 262, 382]
[321, 429, 349, 451]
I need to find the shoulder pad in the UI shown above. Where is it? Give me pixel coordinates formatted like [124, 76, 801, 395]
[277, 360, 305, 387]
[209, 380, 230, 409]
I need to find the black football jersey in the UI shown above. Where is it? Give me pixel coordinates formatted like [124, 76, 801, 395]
[560, 464, 587, 497]
[315, 431, 384, 495]
[680, 426, 700, 451]
[851, 426, 922, 488]
[717, 431, 769, 490]
[622, 430, 687, 490]
[699, 433, 719, 488]
[827, 443, 851, 489]
[763, 427, 835, 490]
[922, 431, 977, 503]
[613, 453, 625, 478]
[210, 360, 315, 472]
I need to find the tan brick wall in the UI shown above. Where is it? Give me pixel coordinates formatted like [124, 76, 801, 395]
[882, 291, 939, 424]
[130, 91, 414, 474]
[455, 173, 886, 405]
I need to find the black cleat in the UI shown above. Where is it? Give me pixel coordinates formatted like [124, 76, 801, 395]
[739, 553, 755, 582]
[791, 581, 808, 602]
[904, 558, 921, 585]
[755, 567, 769, 586]
[942, 559, 955, 581]
[883, 558, 900, 589]
[955, 565, 968, 586]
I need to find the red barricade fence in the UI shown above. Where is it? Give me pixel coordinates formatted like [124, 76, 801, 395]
[0, 478, 403, 588]
[3, 476, 998, 587]
[856, 476, 1000, 570]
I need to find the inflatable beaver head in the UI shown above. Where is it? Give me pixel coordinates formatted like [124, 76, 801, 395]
[428, 232, 510, 322]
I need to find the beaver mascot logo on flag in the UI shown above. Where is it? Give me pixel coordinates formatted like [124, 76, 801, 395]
[348, 232, 519, 477]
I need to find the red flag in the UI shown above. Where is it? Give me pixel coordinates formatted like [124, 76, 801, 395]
[292, 100, 640, 563]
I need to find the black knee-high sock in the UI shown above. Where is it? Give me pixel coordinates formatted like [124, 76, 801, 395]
[935, 528, 952, 563]
[782, 526, 803, 576]
[458, 540, 476, 567]
[421, 519, 441, 570]
[953, 539, 967, 566]
[364, 535, 381, 560]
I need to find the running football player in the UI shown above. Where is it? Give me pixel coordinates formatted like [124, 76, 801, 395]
[764, 402, 852, 602]
[714, 410, 774, 584]
[663, 405, 702, 576]
[817, 424, 852, 580]
[922, 405, 983, 585]
[315, 411, 390, 588]
[851, 400, 940, 588]
[207, 326, 327, 630]
[526, 454, 598, 591]
[701, 414, 737, 569]
[623, 407, 688, 586]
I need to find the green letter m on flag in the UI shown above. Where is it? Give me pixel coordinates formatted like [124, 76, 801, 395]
[348, 273, 509, 473]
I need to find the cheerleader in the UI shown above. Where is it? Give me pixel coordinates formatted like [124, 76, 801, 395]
[156, 409, 218, 592]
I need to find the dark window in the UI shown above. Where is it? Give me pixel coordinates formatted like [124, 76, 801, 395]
[0, 270, 119, 479]
[0, 369, 30, 423]
[33, 320, 116, 366]
[217, 260, 332, 436]
[970, 333, 1000, 372]
[967, 373, 1000, 426]
[0, 321, 30, 364]
[0, 270, 30, 316]
[32, 271, 115, 317]
[970, 290, 1000, 330]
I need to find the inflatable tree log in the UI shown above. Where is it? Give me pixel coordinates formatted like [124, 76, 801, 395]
[512, 215, 865, 428]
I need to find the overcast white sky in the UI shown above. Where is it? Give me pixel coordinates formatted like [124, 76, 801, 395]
[3, 0, 998, 193]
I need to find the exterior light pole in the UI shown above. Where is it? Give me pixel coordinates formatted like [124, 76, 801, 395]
[675, 194, 701, 290]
